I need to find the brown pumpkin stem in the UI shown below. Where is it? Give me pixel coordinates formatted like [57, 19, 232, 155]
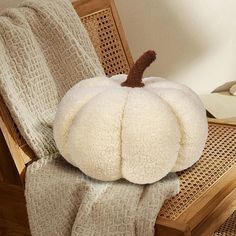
[121, 50, 156, 88]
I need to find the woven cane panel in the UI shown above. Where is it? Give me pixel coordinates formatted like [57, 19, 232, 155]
[81, 8, 130, 76]
[158, 123, 236, 220]
[213, 211, 236, 236]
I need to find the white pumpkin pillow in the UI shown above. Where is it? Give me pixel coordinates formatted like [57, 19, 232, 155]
[53, 51, 208, 184]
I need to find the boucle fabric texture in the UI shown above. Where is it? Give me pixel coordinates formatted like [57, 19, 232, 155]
[25, 156, 179, 236]
[0, 0, 180, 235]
[54, 75, 208, 184]
[0, 0, 104, 158]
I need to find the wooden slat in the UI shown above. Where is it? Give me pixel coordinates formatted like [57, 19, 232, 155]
[156, 218, 191, 236]
[192, 189, 236, 236]
[0, 130, 21, 185]
[73, 0, 110, 15]
[0, 113, 28, 183]
[177, 163, 236, 229]
[213, 211, 236, 236]
[208, 117, 236, 126]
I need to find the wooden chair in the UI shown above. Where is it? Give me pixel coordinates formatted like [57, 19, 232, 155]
[0, 0, 235, 235]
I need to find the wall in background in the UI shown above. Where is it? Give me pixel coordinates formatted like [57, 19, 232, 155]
[115, 0, 236, 94]
[1, 0, 236, 94]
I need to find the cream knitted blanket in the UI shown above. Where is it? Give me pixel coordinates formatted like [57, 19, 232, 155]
[0, 0, 179, 235]
[26, 157, 179, 235]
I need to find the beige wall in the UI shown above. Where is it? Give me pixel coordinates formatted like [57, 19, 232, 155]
[115, 0, 236, 94]
[1, 0, 236, 94]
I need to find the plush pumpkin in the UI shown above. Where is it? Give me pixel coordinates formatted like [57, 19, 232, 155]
[53, 51, 208, 184]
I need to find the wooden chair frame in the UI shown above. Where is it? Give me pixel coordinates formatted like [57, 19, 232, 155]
[0, 1, 235, 235]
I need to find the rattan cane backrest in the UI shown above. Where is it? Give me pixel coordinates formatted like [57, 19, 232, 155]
[0, 0, 133, 181]
[73, 0, 133, 76]
[81, 9, 131, 76]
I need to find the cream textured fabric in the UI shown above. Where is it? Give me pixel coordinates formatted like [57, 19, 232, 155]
[229, 83, 236, 95]
[0, 0, 180, 235]
[54, 75, 208, 184]
[25, 156, 179, 236]
[0, 0, 104, 158]
[200, 92, 236, 119]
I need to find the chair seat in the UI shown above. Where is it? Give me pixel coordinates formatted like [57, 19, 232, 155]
[213, 211, 236, 236]
[156, 121, 236, 236]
